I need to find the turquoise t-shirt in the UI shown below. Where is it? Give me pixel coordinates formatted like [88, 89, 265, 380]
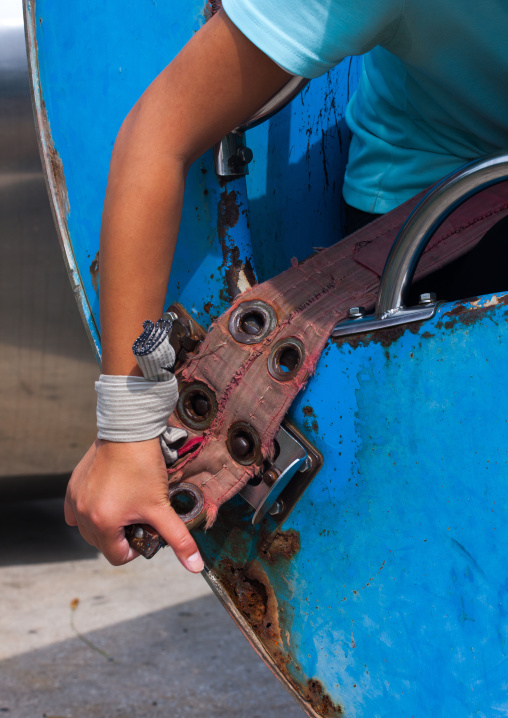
[222, 0, 508, 213]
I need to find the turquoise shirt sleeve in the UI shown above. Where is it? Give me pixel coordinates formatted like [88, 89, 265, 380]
[222, 0, 402, 79]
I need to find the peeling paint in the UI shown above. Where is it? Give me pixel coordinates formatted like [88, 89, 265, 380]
[216, 188, 256, 301]
[436, 293, 508, 331]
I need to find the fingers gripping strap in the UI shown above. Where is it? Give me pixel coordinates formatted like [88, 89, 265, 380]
[96, 374, 178, 442]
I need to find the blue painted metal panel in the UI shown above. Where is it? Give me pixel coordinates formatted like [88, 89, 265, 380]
[197, 294, 508, 716]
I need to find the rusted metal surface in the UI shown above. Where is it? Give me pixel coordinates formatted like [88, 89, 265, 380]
[259, 529, 300, 563]
[200, 501, 343, 717]
[217, 186, 257, 301]
[435, 292, 508, 330]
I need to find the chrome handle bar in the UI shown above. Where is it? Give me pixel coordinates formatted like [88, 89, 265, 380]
[333, 153, 508, 338]
[377, 153, 508, 317]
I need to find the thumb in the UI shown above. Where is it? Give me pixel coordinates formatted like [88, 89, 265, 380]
[151, 504, 204, 573]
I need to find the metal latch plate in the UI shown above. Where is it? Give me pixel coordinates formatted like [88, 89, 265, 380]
[240, 422, 322, 524]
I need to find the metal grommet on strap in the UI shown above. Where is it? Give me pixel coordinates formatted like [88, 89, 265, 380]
[227, 421, 262, 466]
[177, 382, 217, 430]
[168, 482, 205, 523]
[267, 337, 305, 382]
[229, 300, 277, 344]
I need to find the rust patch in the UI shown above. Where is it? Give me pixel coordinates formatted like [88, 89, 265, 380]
[302, 405, 314, 417]
[216, 189, 256, 301]
[219, 559, 281, 640]
[90, 251, 100, 293]
[217, 189, 240, 241]
[28, 1, 71, 226]
[217, 554, 343, 716]
[203, 301, 212, 314]
[259, 529, 300, 564]
[304, 679, 343, 717]
[334, 319, 424, 351]
[436, 294, 508, 331]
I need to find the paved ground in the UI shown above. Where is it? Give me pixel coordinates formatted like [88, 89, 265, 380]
[0, 497, 305, 718]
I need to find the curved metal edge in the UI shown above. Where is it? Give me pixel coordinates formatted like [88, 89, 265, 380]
[376, 154, 508, 317]
[23, 0, 101, 364]
[202, 567, 322, 718]
[237, 76, 309, 132]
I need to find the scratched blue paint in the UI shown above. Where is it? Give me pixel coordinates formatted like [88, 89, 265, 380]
[199, 294, 508, 716]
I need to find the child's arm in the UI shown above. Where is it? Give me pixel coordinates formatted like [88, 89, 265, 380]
[64, 10, 291, 569]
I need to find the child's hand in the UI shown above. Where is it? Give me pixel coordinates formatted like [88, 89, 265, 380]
[64, 437, 204, 572]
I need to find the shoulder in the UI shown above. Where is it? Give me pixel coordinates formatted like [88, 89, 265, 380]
[222, 0, 403, 78]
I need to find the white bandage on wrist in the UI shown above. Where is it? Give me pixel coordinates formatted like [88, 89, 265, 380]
[96, 374, 178, 442]
[96, 318, 188, 456]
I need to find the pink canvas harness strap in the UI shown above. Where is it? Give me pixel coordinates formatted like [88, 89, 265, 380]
[168, 185, 508, 526]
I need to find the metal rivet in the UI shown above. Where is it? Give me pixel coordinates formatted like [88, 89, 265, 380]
[231, 434, 253, 458]
[348, 306, 365, 319]
[163, 311, 179, 322]
[227, 422, 261, 466]
[419, 292, 437, 305]
[134, 527, 144, 539]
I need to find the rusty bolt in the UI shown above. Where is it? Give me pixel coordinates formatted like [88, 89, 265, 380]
[262, 468, 280, 487]
[419, 292, 437, 305]
[348, 306, 365, 319]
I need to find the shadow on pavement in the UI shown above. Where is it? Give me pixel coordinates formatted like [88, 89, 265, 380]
[0, 497, 97, 566]
[0, 592, 305, 718]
